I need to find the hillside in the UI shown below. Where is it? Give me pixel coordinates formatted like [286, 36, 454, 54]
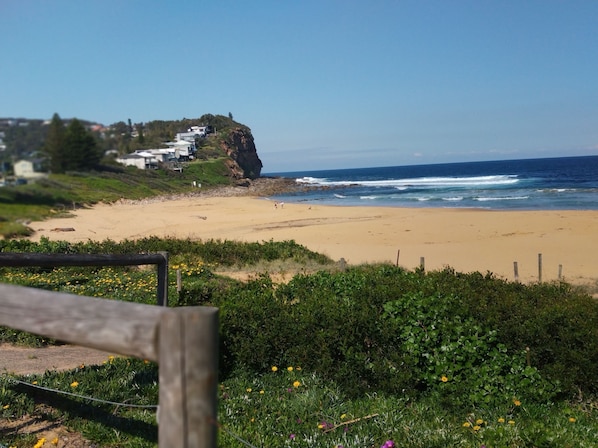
[0, 113, 263, 181]
[0, 114, 271, 239]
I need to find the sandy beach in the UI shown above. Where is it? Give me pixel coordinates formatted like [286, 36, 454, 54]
[27, 194, 598, 285]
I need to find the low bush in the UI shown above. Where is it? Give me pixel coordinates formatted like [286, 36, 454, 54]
[2, 240, 597, 408]
[219, 265, 598, 406]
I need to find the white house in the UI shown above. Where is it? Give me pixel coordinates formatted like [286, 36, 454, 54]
[175, 125, 212, 142]
[116, 152, 158, 170]
[165, 140, 196, 160]
[135, 148, 175, 163]
[13, 159, 47, 180]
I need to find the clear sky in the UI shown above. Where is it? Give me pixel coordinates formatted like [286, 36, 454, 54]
[1, 1, 597, 172]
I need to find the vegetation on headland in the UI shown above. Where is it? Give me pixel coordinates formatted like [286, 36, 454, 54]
[1, 238, 597, 447]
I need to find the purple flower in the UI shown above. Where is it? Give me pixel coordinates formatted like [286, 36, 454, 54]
[289, 434, 295, 440]
[381, 441, 395, 448]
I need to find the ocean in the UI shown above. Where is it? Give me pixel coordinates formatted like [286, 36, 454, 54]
[265, 155, 598, 211]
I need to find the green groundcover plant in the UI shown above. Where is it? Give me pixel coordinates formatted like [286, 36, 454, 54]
[1, 238, 597, 446]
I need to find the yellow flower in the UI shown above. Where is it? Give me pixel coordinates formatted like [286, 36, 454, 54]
[340, 413, 347, 420]
[287, 366, 294, 372]
[508, 420, 515, 425]
[33, 438, 46, 448]
[513, 399, 521, 406]
[498, 417, 505, 423]
[32, 381, 38, 385]
[271, 366, 278, 372]
[70, 381, 79, 388]
[440, 375, 448, 382]
[51, 437, 59, 445]
[2, 404, 9, 409]
[318, 423, 325, 429]
[475, 418, 484, 425]
[473, 425, 481, 431]
[296, 366, 302, 371]
[293, 380, 301, 388]
[246, 388, 252, 393]
[259, 390, 265, 394]
[462, 422, 471, 427]
[569, 417, 576, 423]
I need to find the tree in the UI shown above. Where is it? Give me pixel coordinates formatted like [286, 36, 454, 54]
[63, 118, 101, 171]
[43, 113, 66, 173]
[44, 117, 101, 173]
[136, 122, 145, 144]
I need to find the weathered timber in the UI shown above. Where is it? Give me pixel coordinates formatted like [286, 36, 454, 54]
[0, 283, 162, 361]
[0, 282, 220, 447]
[159, 307, 219, 447]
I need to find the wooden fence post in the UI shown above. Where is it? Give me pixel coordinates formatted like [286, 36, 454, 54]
[177, 269, 183, 293]
[396, 249, 400, 267]
[558, 264, 563, 280]
[538, 253, 543, 283]
[513, 261, 519, 282]
[158, 251, 169, 306]
[419, 257, 425, 271]
[338, 258, 346, 272]
[159, 307, 219, 448]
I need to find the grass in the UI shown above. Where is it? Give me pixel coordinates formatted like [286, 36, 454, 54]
[1, 363, 597, 447]
[0, 240, 597, 447]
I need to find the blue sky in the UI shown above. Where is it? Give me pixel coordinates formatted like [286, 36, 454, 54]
[1, 1, 597, 172]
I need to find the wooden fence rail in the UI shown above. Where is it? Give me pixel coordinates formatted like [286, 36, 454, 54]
[0, 252, 169, 306]
[0, 283, 218, 447]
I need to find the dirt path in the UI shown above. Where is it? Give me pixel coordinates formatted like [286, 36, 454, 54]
[0, 343, 116, 375]
[1, 344, 119, 447]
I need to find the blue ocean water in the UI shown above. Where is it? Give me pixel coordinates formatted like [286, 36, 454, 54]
[265, 155, 598, 210]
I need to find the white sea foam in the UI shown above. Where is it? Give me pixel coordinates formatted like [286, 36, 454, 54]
[298, 175, 519, 188]
[296, 176, 327, 184]
[334, 193, 346, 198]
[475, 196, 529, 202]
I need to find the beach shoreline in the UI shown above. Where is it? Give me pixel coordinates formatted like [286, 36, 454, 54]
[25, 180, 598, 287]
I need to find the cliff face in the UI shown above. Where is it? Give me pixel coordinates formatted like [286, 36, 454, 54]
[220, 128, 263, 180]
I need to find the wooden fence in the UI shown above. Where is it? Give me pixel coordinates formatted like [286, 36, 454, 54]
[0, 255, 218, 447]
[0, 252, 170, 306]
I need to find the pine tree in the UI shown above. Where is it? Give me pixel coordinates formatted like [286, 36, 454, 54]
[43, 113, 66, 173]
[63, 118, 101, 171]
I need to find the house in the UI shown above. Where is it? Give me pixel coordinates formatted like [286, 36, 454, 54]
[175, 125, 213, 143]
[13, 159, 47, 180]
[165, 140, 196, 160]
[116, 152, 158, 170]
[136, 148, 175, 163]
